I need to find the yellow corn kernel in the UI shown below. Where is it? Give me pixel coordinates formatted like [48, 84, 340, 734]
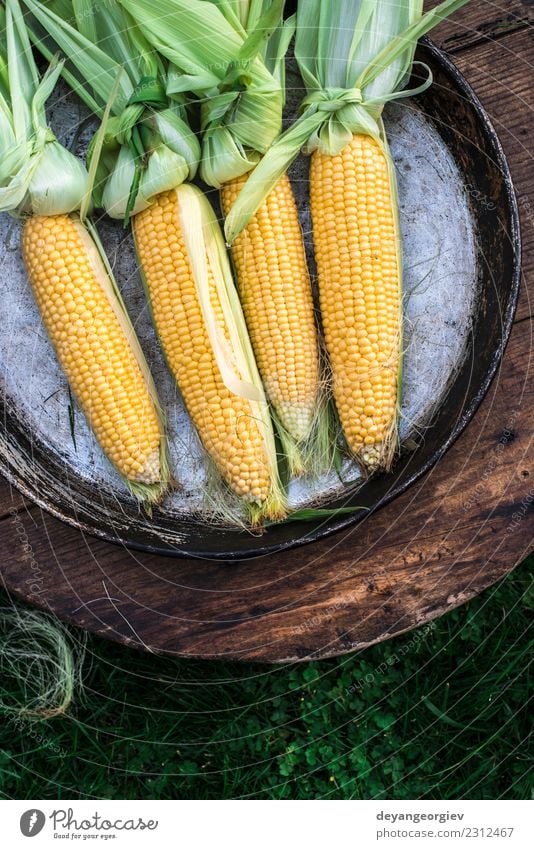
[221, 173, 319, 443]
[133, 189, 273, 505]
[21, 214, 163, 486]
[310, 133, 401, 470]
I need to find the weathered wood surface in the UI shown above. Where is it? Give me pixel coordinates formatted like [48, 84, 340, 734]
[0, 0, 532, 661]
[431, 0, 533, 51]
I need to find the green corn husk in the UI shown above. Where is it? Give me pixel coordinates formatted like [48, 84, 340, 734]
[0, 1, 86, 215]
[22, 0, 200, 221]
[0, 0, 170, 505]
[119, 0, 293, 187]
[224, 0, 470, 242]
[198, 0, 295, 187]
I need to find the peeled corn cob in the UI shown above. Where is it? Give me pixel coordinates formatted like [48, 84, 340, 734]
[134, 185, 285, 519]
[221, 173, 320, 444]
[22, 214, 164, 487]
[1, 0, 168, 505]
[310, 134, 401, 469]
[223, 0, 469, 473]
[211, 1, 321, 449]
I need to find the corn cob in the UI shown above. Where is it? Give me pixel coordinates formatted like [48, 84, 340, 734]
[134, 186, 285, 518]
[222, 0, 469, 473]
[1, 0, 168, 505]
[310, 134, 401, 469]
[221, 172, 320, 444]
[21, 214, 166, 491]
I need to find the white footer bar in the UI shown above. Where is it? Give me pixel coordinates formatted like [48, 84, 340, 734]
[2, 799, 531, 848]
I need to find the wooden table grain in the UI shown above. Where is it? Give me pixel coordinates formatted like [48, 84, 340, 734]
[0, 0, 532, 662]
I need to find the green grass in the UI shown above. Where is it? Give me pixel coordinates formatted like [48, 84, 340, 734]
[0, 556, 532, 800]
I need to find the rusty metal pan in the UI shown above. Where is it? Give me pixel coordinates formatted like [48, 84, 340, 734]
[0, 40, 521, 559]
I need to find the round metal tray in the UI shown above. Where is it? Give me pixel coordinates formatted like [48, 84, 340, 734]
[0, 40, 521, 559]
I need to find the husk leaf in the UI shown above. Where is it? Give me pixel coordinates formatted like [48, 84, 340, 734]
[119, 0, 288, 186]
[0, 0, 89, 216]
[225, 0, 470, 242]
[22, 0, 200, 218]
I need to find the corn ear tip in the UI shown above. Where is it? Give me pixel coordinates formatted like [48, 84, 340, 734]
[285, 391, 338, 480]
[126, 436, 175, 510]
[275, 423, 306, 479]
[356, 423, 400, 475]
[249, 499, 288, 528]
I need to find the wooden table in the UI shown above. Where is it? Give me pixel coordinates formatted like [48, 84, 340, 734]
[1, 0, 532, 662]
